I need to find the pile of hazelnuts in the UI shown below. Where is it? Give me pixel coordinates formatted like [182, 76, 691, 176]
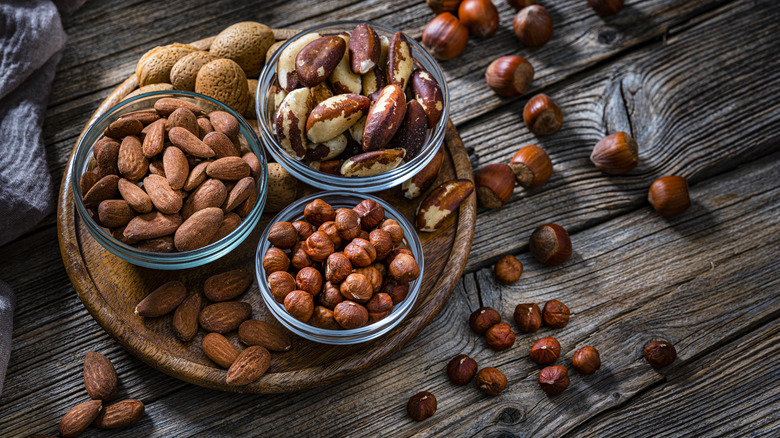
[262, 198, 420, 330]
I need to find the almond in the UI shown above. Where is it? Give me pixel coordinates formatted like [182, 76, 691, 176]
[204, 269, 253, 302]
[142, 118, 166, 158]
[162, 146, 189, 190]
[242, 152, 262, 180]
[97, 199, 136, 228]
[174, 207, 224, 251]
[341, 148, 405, 177]
[118, 178, 153, 213]
[83, 351, 118, 401]
[172, 294, 201, 342]
[123, 212, 182, 241]
[202, 332, 239, 368]
[183, 160, 211, 191]
[154, 97, 206, 117]
[226, 345, 271, 386]
[208, 111, 240, 142]
[133, 236, 176, 253]
[329, 33, 362, 94]
[195, 58, 249, 114]
[402, 145, 444, 199]
[362, 84, 407, 151]
[144, 174, 182, 214]
[95, 138, 120, 178]
[199, 301, 252, 333]
[387, 32, 413, 90]
[166, 108, 197, 136]
[59, 400, 102, 438]
[197, 117, 214, 139]
[118, 135, 149, 181]
[209, 212, 242, 243]
[206, 157, 251, 180]
[234, 183, 258, 218]
[182, 178, 227, 219]
[92, 399, 145, 429]
[349, 23, 380, 74]
[105, 117, 142, 138]
[274, 87, 313, 160]
[83, 175, 120, 209]
[416, 178, 474, 232]
[135, 281, 187, 317]
[392, 99, 428, 161]
[276, 33, 323, 92]
[223, 176, 255, 212]
[80, 171, 99, 195]
[296, 35, 347, 87]
[411, 68, 444, 128]
[203, 131, 240, 158]
[238, 319, 292, 352]
[119, 110, 161, 126]
[306, 94, 370, 144]
[169, 126, 216, 158]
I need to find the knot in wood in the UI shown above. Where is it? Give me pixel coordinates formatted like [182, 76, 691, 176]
[498, 407, 524, 425]
[597, 27, 620, 45]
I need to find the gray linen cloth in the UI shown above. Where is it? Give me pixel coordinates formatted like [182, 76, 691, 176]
[0, 0, 85, 395]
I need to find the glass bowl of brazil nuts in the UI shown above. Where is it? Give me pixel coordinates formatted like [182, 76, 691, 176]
[71, 90, 268, 269]
[256, 20, 449, 192]
[255, 191, 424, 344]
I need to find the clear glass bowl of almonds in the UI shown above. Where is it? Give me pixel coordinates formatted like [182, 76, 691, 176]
[71, 90, 268, 269]
[256, 20, 450, 192]
[255, 192, 424, 344]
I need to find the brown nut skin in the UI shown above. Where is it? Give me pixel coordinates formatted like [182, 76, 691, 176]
[475, 367, 507, 396]
[458, 0, 499, 38]
[648, 176, 691, 217]
[353, 266, 383, 293]
[379, 219, 404, 246]
[334, 208, 361, 240]
[407, 391, 437, 421]
[591, 132, 639, 175]
[485, 322, 516, 351]
[506, 0, 537, 10]
[538, 365, 569, 395]
[369, 229, 394, 260]
[339, 273, 373, 303]
[310, 306, 341, 330]
[333, 300, 369, 329]
[523, 94, 563, 136]
[427, 0, 461, 14]
[284, 290, 314, 322]
[389, 252, 420, 284]
[263, 247, 290, 274]
[644, 340, 677, 368]
[475, 163, 515, 209]
[268, 271, 296, 303]
[510, 145, 553, 189]
[292, 220, 315, 240]
[344, 238, 377, 268]
[513, 303, 541, 333]
[588, 0, 624, 17]
[291, 241, 314, 270]
[296, 267, 323, 296]
[529, 223, 572, 266]
[422, 13, 469, 61]
[513, 5, 554, 48]
[366, 292, 394, 322]
[485, 56, 535, 97]
[318, 221, 343, 248]
[542, 299, 570, 329]
[381, 276, 409, 304]
[469, 307, 501, 335]
[572, 346, 601, 375]
[530, 337, 561, 365]
[304, 198, 336, 226]
[494, 254, 523, 284]
[304, 230, 336, 262]
[446, 354, 478, 386]
[325, 252, 353, 283]
[319, 281, 345, 310]
[268, 221, 298, 248]
[353, 199, 385, 230]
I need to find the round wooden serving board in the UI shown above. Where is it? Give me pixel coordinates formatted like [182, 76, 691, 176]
[57, 29, 476, 393]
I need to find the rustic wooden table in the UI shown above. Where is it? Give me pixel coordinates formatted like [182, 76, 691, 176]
[1, 0, 778, 436]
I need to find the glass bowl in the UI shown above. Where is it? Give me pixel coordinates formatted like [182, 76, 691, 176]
[70, 90, 268, 269]
[255, 191, 424, 344]
[256, 20, 450, 192]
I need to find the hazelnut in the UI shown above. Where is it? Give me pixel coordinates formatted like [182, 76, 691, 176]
[291, 241, 314, 270]
[485, 56, 535, 97]
[475, 163, 515, 208]
[538, 365, 569, 395]
[446, 354, 478, 386]
[591, 132, 638, 174]
[458, 0, 499, 38]
[369, 229, 394, 260]
[339, 273, 373, 303]
[353, 266, 383, 293]
[523, 94, 563, 136]
[513, 4, 553, 48]
[284, 290, 314, 322]
[407, 391, 437, 421]
[366, 292, 393, 322]
[268, 271, 296, 302]
[542, 299, 570, 328]
[318, 221, 343, 248]
[494, 254, 523, 284]
[304, 198, 335, 226]
[304, 230, 335, 262]
[296, 267, 323, 296]
[333, 300, 369, 329]
[572, 346, 601, 375]
[485, 322, 516, 351]
[267, 221, 298, 248]
[389, 252, 420, 284]
[325, 252, 353, 283]
[292, 220, 314, 240]
[588, 0, 624, 17]
[644, 340, 677, 368]
[510, 145, 553, 189]
[372, 262, 387, 278]
[506, 0, 537, 10]
[263, 247, 290, 274]
[385, 248, 413, 268]
[475, 367, 507, 396]
[513, 303, 541, 333]
[529, 337, 561, 365]
[426, 0, 460, 15]
[469, 307, 501, 335]
[529, 223, 572, 266]
[381, 277, 409, 304]
[344, 238, 377, 267]
[648, 176, 690, 217]
[422, 13, 469, 61]
[358, 229, 371, 241]
[353, 199, 385, 230]
[310, 306, 341, 330]
[319, 281, 344, 310]
[379, 219, 404, 246]
[334, 208, 361, 240]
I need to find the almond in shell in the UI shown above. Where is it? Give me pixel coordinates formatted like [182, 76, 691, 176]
[238, 319, 292, 352]
[226, 345, 271, 386]
[174, 207, 224, 251]
[204, 269, 253, 302]
[135, 281, 187, 317]
[83, 351, 118, 401]
[59, 400, 102, 438]
[92, 399, 145, 429]
[199, 301, 252, 333]
[202, 332, 240, 368]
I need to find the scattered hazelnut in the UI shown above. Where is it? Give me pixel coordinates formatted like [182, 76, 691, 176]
[513, 4, 553, 48]
[523, 94, 563, 136]
[572, 346, 601, 375]
[648, 176, 691, 217]
[353, 199, 385, 230]
[339, 273, 373, 303]
[304, 198, 335, 226]
[407, 391, 437, 421]
[529, 223, 572, 266]
[381, 277, 409, 304]
[291, 241, 314, 270]
[344, 238, 377, 268]
[267, 221, 298, 248]
[334, 208, 361, 240]
[353, 266, 383, 293]
[318, 221, 343, 248]
[333, 300, 369, 329]
[494, 254, 523, 284]
[485, 322, 516, 351]
[422, 13, 469, 61]
[369, 229, 394, 260]
[389, 252, 420, 284]
[469, 307, 501, 335]
[529, 337, 561, 365]
[296, 266, 323, 296]
[325, 252, 353, 283]
[591, 132, 638, 174]
[284, 290, 314, 322]
[475, 367, 507, 396]
[644, 340, 677, 368]
[263, 247, 290, 274]
[310, 306, 341, 330]
[542, 299, 570, 328]
[587, 0, 624, 17]
[485, 56, 535, 97]
[367, 292, 393, 322]
[510, 145, 553, 189]
[426, 0, 460, 15]
[446, 354, 478, 386]
[538, 365, 569, 395]
[475, 163, 515, 208]
[458, 0, 499, 38]
[292, 220, 314, 240]
[319, 281, 344, 310]
[379, 219, 404, 246]
[304, 230, 335, 262]
[506, 0, 537, 10]
[513, 303, 541, 333]
[268, 271, 296, 302]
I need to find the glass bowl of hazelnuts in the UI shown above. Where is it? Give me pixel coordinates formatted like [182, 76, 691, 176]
[255, 191, 424, 344]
